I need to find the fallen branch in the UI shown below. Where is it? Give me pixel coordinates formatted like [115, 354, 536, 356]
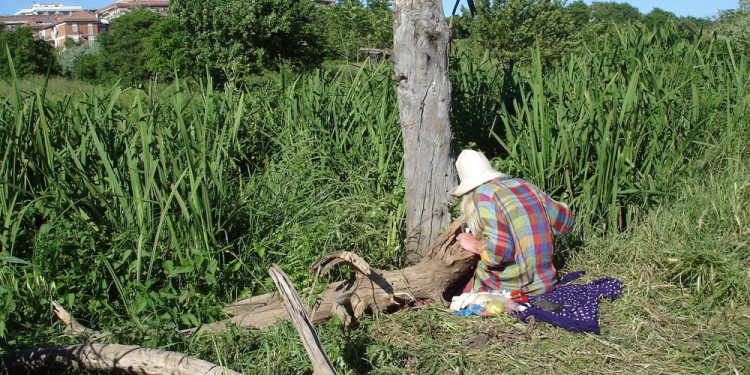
[0, 343, 244, 375]
[269, 264, 337, 375]
[0, 302, 244, 375]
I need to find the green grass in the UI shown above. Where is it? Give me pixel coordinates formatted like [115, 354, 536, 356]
[1, 22, 749, 374]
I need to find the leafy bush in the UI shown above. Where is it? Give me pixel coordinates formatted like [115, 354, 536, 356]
[463, 0, 581, 64]
[319, 0, 393, 64]
[170, 0, 327, 82]
[0, 27, 60, 78]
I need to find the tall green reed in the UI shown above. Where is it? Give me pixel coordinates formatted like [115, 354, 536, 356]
[0, 61, 404, 344]
[480, 24, 748, 235]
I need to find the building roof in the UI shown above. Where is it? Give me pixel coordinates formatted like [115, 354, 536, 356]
[0, 14, 56, 26]
[96, 0, 169, 14]
[57, 11, 100, 23]
[15, 3, 84, 16]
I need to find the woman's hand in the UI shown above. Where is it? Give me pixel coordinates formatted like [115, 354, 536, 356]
[457, 232, 482, 255]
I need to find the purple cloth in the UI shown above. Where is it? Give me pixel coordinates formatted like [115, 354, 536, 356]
[510, 271, 622, 333]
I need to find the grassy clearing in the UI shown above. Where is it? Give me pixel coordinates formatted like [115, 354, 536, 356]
[199, 148, 747, 374]
[362, 157, 749, 374]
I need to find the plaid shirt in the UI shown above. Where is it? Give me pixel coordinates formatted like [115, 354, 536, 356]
[472, 177, 574, 296]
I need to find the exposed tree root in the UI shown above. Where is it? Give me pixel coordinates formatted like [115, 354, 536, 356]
[186, 218, 476, 335]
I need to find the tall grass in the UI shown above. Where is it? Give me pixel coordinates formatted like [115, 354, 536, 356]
[452, 24, 749, 235]
[0, 61, 402, 348]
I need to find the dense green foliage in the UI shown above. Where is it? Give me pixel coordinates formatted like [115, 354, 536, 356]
[641, 7, 677, 29]
[589, 1, 641, 23]
[96, 9, 166, 83]
[0, 26, 59, 78]
[53, 1, 392, 84]
[170, 0, 327, 81]
[319, 0, 393, 64]
[462, 0, 581, 63]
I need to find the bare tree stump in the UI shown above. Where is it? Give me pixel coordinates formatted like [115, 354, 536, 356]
[392, 0, 458, 264]
[186, 218, 476, 334]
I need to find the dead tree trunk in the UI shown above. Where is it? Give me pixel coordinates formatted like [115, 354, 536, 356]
[185, 218, 475, 335]
[392, 0, 458, 265]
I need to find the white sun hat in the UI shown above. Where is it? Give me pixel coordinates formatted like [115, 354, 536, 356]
[449, 150, 506, 196]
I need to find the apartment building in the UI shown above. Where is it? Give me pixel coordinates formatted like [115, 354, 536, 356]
[37, 11, 105, 48]
[15, 3, 84, 16]
[1, 1, 171, 49]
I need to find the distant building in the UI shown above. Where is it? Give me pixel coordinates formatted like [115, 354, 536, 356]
[96, 0, 169, 21]
[1, 1, 181, 50]
[15, 2, 84, 16]
[0, 14, 57, 30]
[38, 11, 106, 48]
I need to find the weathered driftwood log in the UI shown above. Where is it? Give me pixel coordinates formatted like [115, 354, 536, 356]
[0, 302, 243, 375]
[0, 343, 244, 375]
[269, 264, 337, 375]
[187, 218, 476, 334]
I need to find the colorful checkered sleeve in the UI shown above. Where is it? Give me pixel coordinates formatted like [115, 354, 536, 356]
[476, 197, 514, 266]
[541, 191, 574, 235]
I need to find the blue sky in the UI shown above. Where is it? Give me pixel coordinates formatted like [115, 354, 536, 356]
[0, 0, 740, 18]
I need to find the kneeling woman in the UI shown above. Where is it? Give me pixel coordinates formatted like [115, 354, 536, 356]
[452, 150, 574, 296]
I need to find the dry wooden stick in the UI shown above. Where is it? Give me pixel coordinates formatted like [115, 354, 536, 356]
[0, 343, 244, 375]
[269, 264, 337, 375]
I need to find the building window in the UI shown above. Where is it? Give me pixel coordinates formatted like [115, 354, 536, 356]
[72, 24, 78, 32]
[88, 24, 93, 35]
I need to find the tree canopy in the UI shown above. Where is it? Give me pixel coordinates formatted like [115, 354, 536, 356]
[0, 26, 59, 78]
[589, 1, 641, 23]
[463, 0, 581, 64]
[96, 8, 164, 83]
[170, 0, 327, 82]
[642, 8, 677, 29]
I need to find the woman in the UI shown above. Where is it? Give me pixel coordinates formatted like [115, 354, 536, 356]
[452, 150, 574, 296]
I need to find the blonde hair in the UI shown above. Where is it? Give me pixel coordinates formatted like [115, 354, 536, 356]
[460, 192, 482, 238]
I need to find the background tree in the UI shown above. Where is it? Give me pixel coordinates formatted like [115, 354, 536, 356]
[320, 0, 393, 64]
[58, 40, 100, 78]
[565, 0, 591, 28]
[642, 8, 677, 29]
[0, 26, 59, 78]
[466, 0, 581, 64]
[144, 15, 188, 80]
[716, 0, 750, 52]
[95, 8, 164, 83]
[170, 0, 326, 82]
[589, 1, 641, 24]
